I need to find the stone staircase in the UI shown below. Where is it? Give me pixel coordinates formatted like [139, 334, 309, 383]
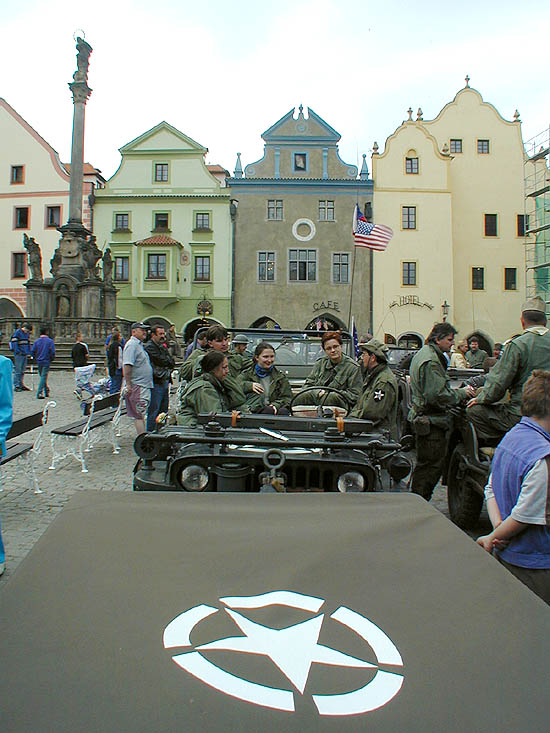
[0, 341, 108, 372]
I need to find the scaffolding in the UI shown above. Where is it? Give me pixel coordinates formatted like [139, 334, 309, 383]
[524, 126, 550, 309]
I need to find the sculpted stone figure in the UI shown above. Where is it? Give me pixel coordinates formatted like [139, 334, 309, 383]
[80, 235, 102, 280]
[56, 284, 71, 318]
[50, 248, 62, 277]
[102, 247, 113, 285]
[73, 37, 93, 84]
[23, 234, 43, 281]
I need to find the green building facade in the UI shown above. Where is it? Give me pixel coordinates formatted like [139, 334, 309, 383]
[93, 122, 232, 337]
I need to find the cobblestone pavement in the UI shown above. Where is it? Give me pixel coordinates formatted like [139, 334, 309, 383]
[0, 371, 491, 587]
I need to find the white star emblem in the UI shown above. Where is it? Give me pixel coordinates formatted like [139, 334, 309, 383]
[198, 609, 374, 693]
[374, 390, 385, 401]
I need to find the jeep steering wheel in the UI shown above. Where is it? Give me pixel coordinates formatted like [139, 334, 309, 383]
[289, 386, 352, 418]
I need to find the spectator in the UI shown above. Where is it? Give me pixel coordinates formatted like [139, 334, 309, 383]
[71, 332, 89, 368]
[477, 370, 550, 605]
[493, 342, 503, 359]
[107, 330, 123, 394]
[122, 322, 153, 435]
[0, 353, 13, 576]
[31, 326, 55, 400]
[166, 324, 182, 359]
[144, 325, 175, 431]
[10, 322, 32, 391]
[450, 339, 469, 369]
[105, 326, 125, 354]
[184, 330, 207, 361]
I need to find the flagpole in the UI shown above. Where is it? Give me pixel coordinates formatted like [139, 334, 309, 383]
[347, 243, 357, 332]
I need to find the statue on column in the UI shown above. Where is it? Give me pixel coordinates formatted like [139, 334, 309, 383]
[73, 37, 93, 84]
[50, 248, 62, 277]
[23, 234, 43, 282]
[102, 247, 113, 285]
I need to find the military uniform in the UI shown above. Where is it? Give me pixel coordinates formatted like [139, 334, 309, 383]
[179, 346, 207, 382]
[177, 374, 231, 427]
[185, 350, 248, 409]
[241, 365, 292, 414]
[350, 363, 398, 438]
[465, 348, 489, 369]
[409, 342, 469, 500]
[468, 325, 550, 440]
[302, 354, 362, 409]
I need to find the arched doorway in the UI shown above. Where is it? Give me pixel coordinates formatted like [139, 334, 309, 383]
[304, 313, 347, 332]
[182, 317, 221, 343]
[0, 297, 24, 319]
[249, 316, 280, 329]
[466, 330, 493, 356]
[397, 332, 423, 349]
[143, 316, 172, 331]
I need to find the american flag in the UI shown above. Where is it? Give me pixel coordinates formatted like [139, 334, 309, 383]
[352, 204, 393, 251]
[350, 316, 360, 358]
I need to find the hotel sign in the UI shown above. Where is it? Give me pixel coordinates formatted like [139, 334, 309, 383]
[389, 295, 434, 309]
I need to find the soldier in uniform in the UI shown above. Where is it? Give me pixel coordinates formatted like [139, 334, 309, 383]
[177, 351, 234, 427]
[302, 331, 362, 409]
[409, 323, 475, 500]
[465, 337, 489, 369]
[350, 339, 399, 438]
[467, 297, 550, 441]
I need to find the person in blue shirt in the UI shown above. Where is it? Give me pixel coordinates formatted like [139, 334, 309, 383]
[10, 322, 32, 391]
[0, 354, 13, 575]
[31, 326, 55, 399]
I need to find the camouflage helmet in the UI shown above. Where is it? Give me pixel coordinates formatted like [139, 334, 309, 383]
[358, 338, 389, 362]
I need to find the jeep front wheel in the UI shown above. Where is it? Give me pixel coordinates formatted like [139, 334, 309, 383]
[447, 443, 484, 529]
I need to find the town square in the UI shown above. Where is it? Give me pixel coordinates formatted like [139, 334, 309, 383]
[0, 0, 549, 729]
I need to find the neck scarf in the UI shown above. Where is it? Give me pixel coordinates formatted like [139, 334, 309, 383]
[255, 363, 274, 379]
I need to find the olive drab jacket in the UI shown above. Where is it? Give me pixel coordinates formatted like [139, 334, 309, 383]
[241, 365, 292, 413]
[350, 363, 398, 438]
[183, 350, 248, 409]
[179, 346, 207, 382]
[475, 326, 550, 412]
[465, 349, 489, 369]
[177, 374, 232, 427]
[304, 354, 362, 408]
[408, 343, 469, 428]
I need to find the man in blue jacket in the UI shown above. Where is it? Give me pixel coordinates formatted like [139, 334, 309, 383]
[31, 326, 55, 399]
[10, 322, 32, 391]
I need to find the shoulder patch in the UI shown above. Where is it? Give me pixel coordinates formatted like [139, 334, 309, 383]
[374, 389, 385, 401]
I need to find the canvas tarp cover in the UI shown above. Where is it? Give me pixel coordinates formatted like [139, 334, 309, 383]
[0, 491, 548, 732]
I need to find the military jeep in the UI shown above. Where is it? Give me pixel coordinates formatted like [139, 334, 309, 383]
[133, 412, 411, 494]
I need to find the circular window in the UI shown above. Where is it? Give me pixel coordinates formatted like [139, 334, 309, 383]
[292, 218, 316, 242]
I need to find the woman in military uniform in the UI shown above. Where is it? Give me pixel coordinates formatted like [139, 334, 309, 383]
[241, 342, 292, 415]
[177, 351, 236, 427]
[301, 331, 362, 410]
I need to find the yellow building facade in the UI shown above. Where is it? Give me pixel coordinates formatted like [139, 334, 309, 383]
[372, 83, 526, 348]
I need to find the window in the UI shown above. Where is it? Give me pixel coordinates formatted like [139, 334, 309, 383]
[11, 165, 24, 184]
[154, 213, 169, 230]
[154, 163, 169, 182]
[46, 206, 61, 227]
[267, 199, 283, 220]
[14, 207, 29, 229]
[114, 256, 129, 281]
[114, 213, 129, 231]
[402, 206, 416, 230]
[195, 212, 210, 230]
[194, 256, 211, 281]
[402, 262, 417, 286]
[318, 200, 335, 221]
[504, 268, 517, 291]
[147, 253, 166, 279]
[258, 251, 275, 281]
[293, 153, 307, 172]
[450, 139, 462, 153]
[484, 214, 498, 237]
[332, 253, 349, 283]
[477, 139, 490, 154]
[517, 214, 529, 237]
[289, 249, 316, 281]
[405, 157, 419, 174]
[12, 252, 26, 278]
[472, 267, 484, 290]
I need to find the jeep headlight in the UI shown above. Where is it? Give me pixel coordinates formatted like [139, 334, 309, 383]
[337, 471, 365, 493]
[180, 465, 209, 491]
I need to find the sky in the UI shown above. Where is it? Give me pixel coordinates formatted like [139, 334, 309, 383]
[2, 0, 549, 179]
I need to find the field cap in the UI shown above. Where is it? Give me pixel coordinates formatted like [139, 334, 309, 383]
[521, 296, 546, 313]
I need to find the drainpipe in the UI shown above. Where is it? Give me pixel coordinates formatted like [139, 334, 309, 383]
[230, 199, 238, 327]
[365, 201, 373, 334]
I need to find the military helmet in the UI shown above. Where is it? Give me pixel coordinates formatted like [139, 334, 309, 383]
[232, 333, 250, 344]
